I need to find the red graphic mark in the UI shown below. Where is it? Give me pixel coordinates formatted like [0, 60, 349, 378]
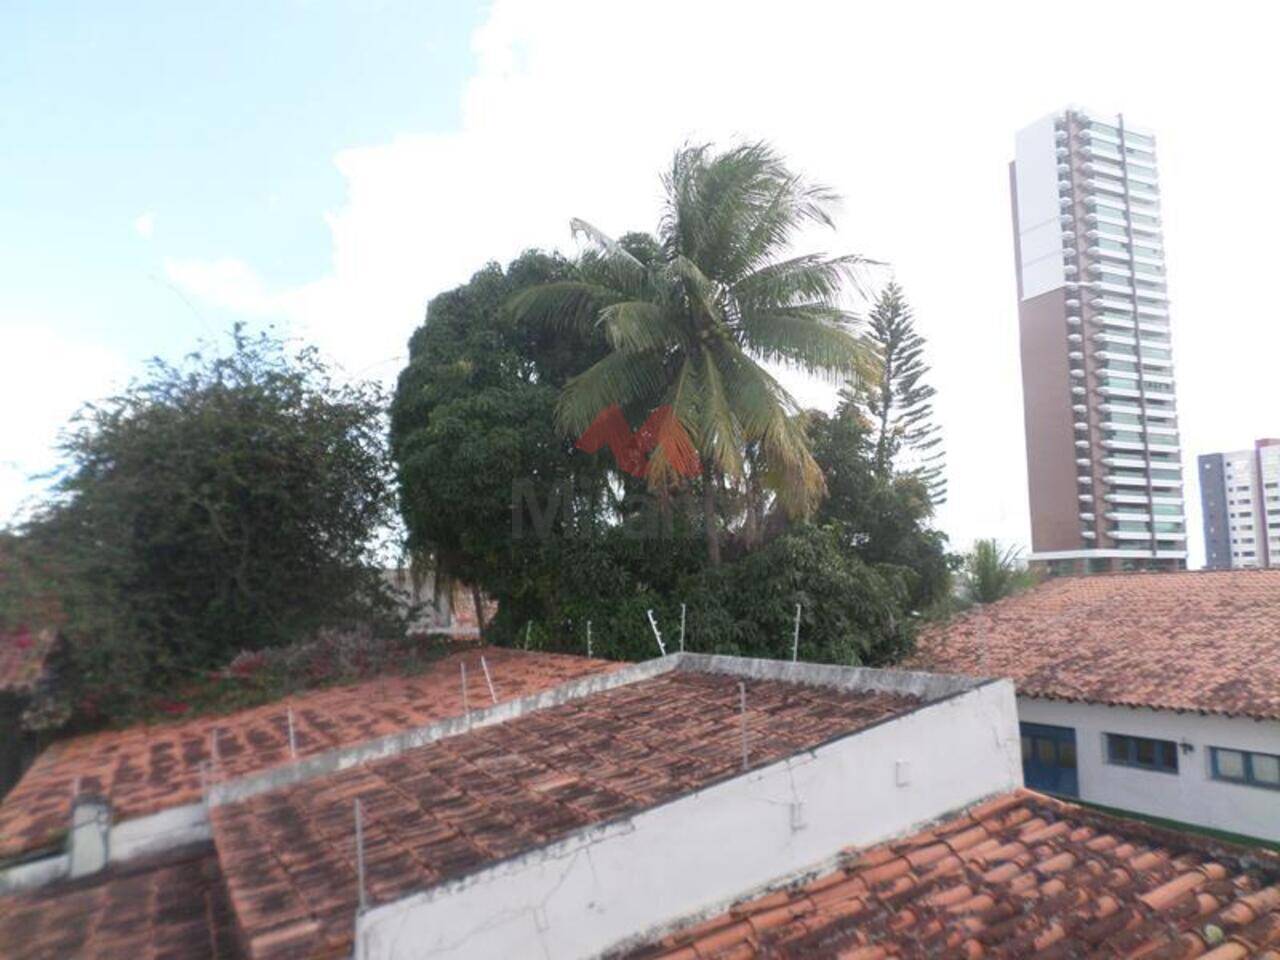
[577, 404, 700, 479]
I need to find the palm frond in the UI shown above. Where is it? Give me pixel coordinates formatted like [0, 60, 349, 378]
[736, 304, 874, 380]
[555, 347, 667, 436]
[507, 281, 622, 334]
[598, 300, 686, 353]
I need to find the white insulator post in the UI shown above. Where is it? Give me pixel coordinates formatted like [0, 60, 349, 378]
[646, 609, 667, 656]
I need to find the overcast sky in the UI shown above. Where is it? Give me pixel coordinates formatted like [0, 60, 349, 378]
[4, 1, 1278, 566]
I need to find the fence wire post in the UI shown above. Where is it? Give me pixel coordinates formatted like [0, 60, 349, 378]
[792, 603, 802, 663]
[679, 603, 686, 653]
[586, 620, 593, 658]
[354, 799, 368, 913]
[480, 655, 498, 704]
[287, 707, 297, 760]
[646, 609, 667, 656]
[739, 681, 749, 771]
[461, 662, 470, 720]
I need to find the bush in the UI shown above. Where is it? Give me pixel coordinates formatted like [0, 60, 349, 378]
[496, 523, 914, 667]
[2, 326, 403, 722]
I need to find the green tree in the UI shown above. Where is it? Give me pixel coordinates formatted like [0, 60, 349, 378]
[390, 251, 617, 631]
[962, 539, 1036, 604]
[4, 327, 398, 719]
[808, 388, 953, 611]
[860, 282, 946, 506]
[511, 142, 875, 565]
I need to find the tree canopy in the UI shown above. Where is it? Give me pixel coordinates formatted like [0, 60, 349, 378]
[1, 327, 399, 720]
[510, 142, 876, 564]
[859, 282, 946, 506]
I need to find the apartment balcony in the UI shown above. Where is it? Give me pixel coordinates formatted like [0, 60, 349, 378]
[1090, 296, 1134, 313]
[1106, 511, 1153, 522]
[1103, 455, 1151, 469]
[1130, 219, 1162, 236]
[1095, 349, 1138, 363]
[1067, 333, 1083, 344]
[1079, 127, 1120, 145]
[1084, 177, 1127, 198]
[1105, 474, 1153, 488]
[1071, 386, 1087, 396]
[1080, 512, 1096, 522]
[1103, 440, 1147, 453]
[1087, 245, 1129, 263]
[1081, 530, 1097, 540]
[1078, 493, 1095, 502]
[1098, 385, 1142, 400]
[1060, 213, 1075, 227]
[1105, 492, 1151, 505]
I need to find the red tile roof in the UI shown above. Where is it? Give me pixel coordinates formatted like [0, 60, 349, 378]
[632, 790, 1280, 959]
[0, 627, 55, 694]
[209, 672, 920, 959]
[907, 570, 1280, 720]
[0, 842, 241, 960]
[0, 647, 617, 860]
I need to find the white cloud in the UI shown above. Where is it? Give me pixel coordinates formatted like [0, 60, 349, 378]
[168, 0, 1280, 564]
[134, 211, 155, 239]
[0, 326, 126, 525]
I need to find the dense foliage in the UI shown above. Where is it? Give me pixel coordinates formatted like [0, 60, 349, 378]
[510, 142, 875, 564]
[392, 244, 951, 667]
[859, 282, 946, 506]
[960, 539, 1038, 605]
[1, 327, 400, 721]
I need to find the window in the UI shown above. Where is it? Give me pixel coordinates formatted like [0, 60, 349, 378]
[1211, 747, 1280, 790]
[1106, 733, 1179, 773]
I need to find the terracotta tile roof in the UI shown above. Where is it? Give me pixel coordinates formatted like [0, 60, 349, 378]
[0, 647, 617, 861]
[0, 842, 241, 960]
[631, 789, 1280, 959]
[208, 672, 919, 959]
[907, 570, 1280, 720]
[0, 627, 55, 694]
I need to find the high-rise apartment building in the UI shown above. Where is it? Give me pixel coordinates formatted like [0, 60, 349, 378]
[1010, 107, 1187, 574]
[1199, 439, 1280, 569]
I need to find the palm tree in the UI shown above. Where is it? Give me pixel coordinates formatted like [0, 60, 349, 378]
[962, 539, 1036, 604]
[511, 142, 875, 565]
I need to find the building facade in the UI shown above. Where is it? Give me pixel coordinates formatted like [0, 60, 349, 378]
[1010, 108, 1186, 574]
[1199, 438, 1280, 569]
[910, 570, 1280, 844]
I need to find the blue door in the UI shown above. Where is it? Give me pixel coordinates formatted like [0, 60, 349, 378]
[1020, 722, 1079, 797]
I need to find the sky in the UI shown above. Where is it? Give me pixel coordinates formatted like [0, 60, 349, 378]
[3, 1, 1278, 567]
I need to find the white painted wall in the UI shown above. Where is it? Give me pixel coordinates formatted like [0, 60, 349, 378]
[1014, 112, 1066, 300]
[1019, 697, 1280, 842]
[354, 679, 1022, 960]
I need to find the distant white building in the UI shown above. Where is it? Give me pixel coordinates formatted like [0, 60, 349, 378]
[911, 569, 1280, 843]
[1199, 438, 1280, 569]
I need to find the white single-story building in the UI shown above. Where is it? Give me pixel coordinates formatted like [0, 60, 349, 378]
[910, 569, 1280, 842]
